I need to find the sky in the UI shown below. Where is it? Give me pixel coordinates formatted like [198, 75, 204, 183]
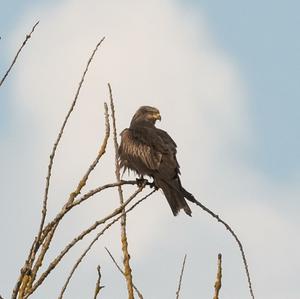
[0, 1, 299, 299]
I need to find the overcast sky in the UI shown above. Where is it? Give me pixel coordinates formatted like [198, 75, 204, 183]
[0, 1, 299, 299]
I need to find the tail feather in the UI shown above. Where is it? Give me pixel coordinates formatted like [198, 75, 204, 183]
[156, 178, 192, 216]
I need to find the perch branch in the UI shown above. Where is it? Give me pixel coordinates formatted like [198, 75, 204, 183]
[26, 185, 150, 298]
[109, 83, 135, 299]
[39, 180, 151, 248]
[213, 254, 222, 299]
[93, 266, 104, 299]
[105, 247, 144, 299]
[175, 254, 187, 299]
[0, 21, 39, 87]
[187, 196, 255, 299]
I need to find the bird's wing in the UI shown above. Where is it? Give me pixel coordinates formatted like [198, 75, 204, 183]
[119, 127, 164, 171]
[155, 128, 181, 176]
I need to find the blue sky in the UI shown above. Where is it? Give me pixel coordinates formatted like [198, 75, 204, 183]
[184, 0, 300, 180]
[2, 0, 299, 179]
[0, 1, 299, 299]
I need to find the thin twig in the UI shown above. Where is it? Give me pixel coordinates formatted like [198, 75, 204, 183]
[187, 196, 255, 299]
[14, 41, 106, 298]
[38, 103, 110, 245]
[26, 185, 151, 298]
[26, 101, 109, 295]
[0, 21, 39, 87]
[93, 266, 104, 299]
[35, 36, 106, 257]
[175, 254, 187, 299]
[109, 83, 135, 299]
[105, 247, 144, 299]
[39, 180, 151, 248]
[213, 254, 222, 299]
[58, 188, 154, 299]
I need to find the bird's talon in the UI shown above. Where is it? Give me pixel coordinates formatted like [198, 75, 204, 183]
[149, 182, 158, 190]
[136, 178, 147, 187]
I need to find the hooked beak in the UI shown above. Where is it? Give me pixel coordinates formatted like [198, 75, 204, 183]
[154, 112, 161, 121]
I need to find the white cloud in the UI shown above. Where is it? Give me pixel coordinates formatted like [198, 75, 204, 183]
[1, 0, 299, 298]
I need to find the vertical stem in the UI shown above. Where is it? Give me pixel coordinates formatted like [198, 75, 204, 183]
[213, 253, 222, 299]
[108, 83, 134, 299]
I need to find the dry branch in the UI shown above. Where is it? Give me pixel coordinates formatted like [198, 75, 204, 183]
[27, 101, 110, 295]
[105, 247, 144, 299]
[0, 21, 39, 87]
[25, 185, 152, 298]
[38, 102, 110, 245]
[58, 187, 154, 299]
[175, 254, 187, 299]
[213, 254, 222, 299]
[93, 266, 104, 299]
[109, 83, 135, 299]
[188, 197, 255, 299]
[35, 36, 106, 255]
[11, 38, 107, 299]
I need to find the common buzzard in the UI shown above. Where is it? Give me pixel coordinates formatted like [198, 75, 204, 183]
[118, 106, 195, 216]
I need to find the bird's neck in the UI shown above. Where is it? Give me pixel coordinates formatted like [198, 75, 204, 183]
[130, 120, 156, 128]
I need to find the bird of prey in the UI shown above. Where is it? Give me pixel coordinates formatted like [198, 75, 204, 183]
[118, 106, 196, 216]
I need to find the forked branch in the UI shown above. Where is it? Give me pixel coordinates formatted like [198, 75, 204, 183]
[93, 266, 104, 299]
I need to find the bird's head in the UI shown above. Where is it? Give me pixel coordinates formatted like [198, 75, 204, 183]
[130, 106, 161, 127]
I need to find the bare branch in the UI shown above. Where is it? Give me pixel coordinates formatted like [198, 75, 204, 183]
[0, 21, 39, 87]
[26, 184, 152, 298]
[187, 197, 255, 299]
[105, 247, 144, 299]
[67, 102, 110, 206]
[12, 37, 106, 299]
[35, 36, 106, 256]
[58, 189, 155, 299]
[39, 180, 151, 248]
[175, 254, 187, 299]
[38, 102, 110, 245]
[93, 266, 104, 299]
[213, 254, 222, 299]
[25, 101, 110, 295]
[108, 83, 135, 298]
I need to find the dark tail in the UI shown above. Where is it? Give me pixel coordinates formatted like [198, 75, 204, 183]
[155, 178, 192, 216]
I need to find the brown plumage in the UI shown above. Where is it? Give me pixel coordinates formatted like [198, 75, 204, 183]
[118, 106, 196, 216]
